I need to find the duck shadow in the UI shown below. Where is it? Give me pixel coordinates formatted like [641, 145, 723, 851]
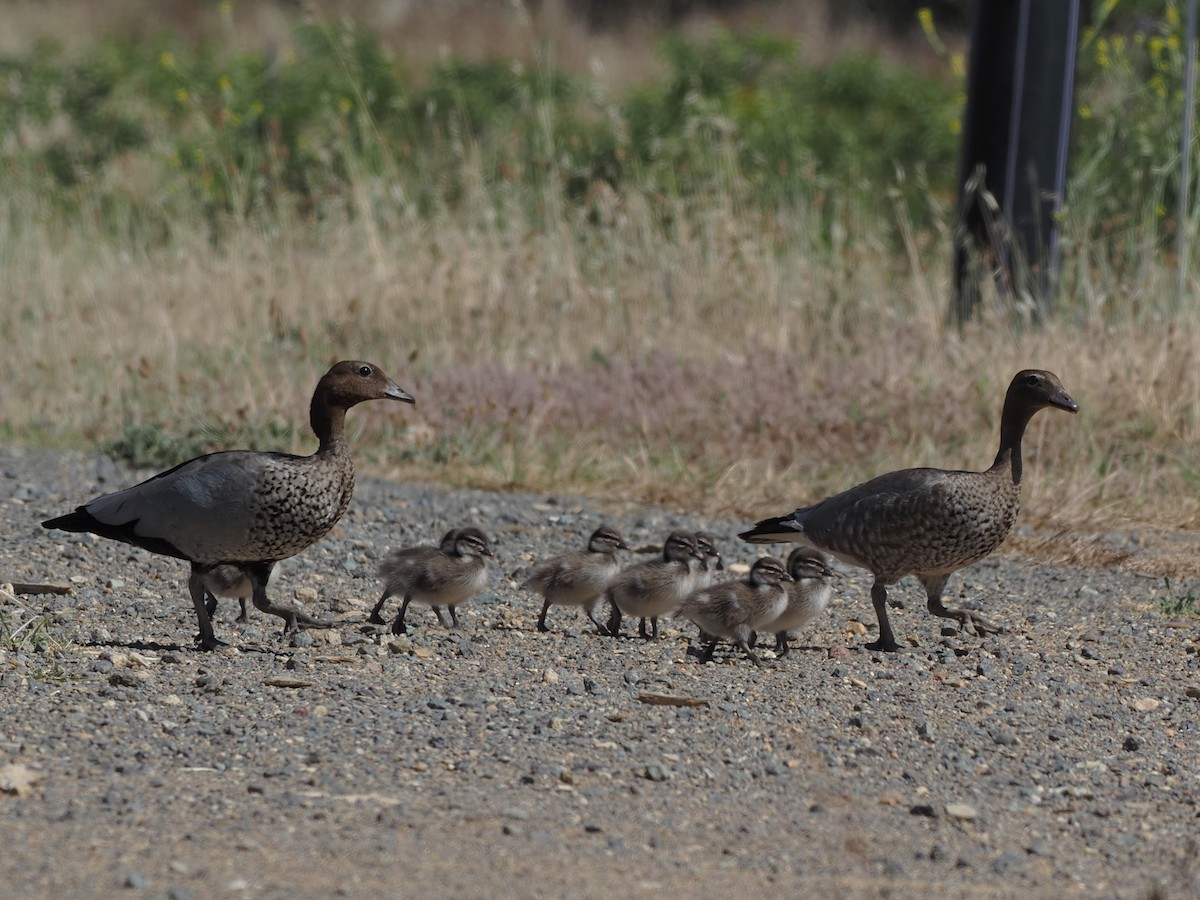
[83, 637, 290, 657]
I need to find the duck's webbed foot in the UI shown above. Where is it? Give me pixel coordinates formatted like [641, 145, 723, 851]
[197, 633, 230, 652]
[928, 598, 1003, 638]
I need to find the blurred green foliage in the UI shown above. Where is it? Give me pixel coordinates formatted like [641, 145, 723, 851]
[0, 4, 1194, 263]
[0, 21, 959, 239]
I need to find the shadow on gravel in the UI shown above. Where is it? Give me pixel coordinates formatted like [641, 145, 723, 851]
[83, 638, 292, 658]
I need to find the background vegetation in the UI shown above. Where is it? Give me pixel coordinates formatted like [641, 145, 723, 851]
[3, 0, 1200, 573]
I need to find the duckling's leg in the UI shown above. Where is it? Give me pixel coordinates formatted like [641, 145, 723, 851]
[865, 580, 901, 652]
[920, 574, 1003, 638]
[537, 599, 553, 633]
[448, 606, 461, 628]
[249, 562, 331, 636]
[735, 638, 764, 667]
[432, 606, 450, 627]
[638, 618, 652, 640]
[699, 636, 719, 663]
[236, 599, 250, 623]
[368, 590, 394, 625]
[188, 568, 226, 651]
[606, 601, 623, 638]
[583, 599, 610, 636]
[390, 596, 414, 635]
[203, 588, 218, 619]
[774, 632, 791, 657]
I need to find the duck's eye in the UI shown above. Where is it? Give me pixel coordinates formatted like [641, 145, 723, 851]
[1025, 372, 1041, 385]
[358, 364, 373, 377]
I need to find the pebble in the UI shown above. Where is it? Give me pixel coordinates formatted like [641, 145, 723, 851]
[945, 803, 979, 821]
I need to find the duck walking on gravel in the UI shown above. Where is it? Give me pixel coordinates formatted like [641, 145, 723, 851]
[42, 361, 415, 650]
[375, 527, 494, 635]
[677, 556, 792, 666]
[740, 370, 1078, 652]
[523, 525, 629, 634]
[606, 530, 704, 640]
[367, 528, 460, 625]
[761, 548, 837, 657]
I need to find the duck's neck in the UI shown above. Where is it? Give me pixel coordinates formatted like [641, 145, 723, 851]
[311, 397, 348, 456]
[993, 402, 1036, 485]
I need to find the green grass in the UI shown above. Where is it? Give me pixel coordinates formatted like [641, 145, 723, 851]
[1155, 578, 1200, 618]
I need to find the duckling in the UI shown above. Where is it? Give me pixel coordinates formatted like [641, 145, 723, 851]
[762, 548, 836, 657]
[367, 528, 460, 625]
[524, 526, 629, 634]
[376, 527, 494, 635]
[606, 530, 704, 640]
[678, 556, 792, 666]
[200, 562, 283, 623]
[693, 530, 725, 589]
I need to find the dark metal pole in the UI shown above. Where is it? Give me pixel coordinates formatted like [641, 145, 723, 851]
[1177, 0, 1198, 308]
[952, 0, 1087, 324]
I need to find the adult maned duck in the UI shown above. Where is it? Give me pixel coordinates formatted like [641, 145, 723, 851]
[740, 370, 1078, 652]
[43, 360, 414, 650]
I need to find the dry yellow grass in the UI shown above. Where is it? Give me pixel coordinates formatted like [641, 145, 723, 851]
[6, 182, 1200, 556]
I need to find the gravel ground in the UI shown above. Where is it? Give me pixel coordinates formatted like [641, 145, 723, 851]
[2, 446, 1199, 900]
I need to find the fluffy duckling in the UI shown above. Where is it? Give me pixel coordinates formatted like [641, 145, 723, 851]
[201, 563, 283, 623]
[367, 528, 459, 625]
[523, 526, 629, 634]
[693, 531, 725, 589]
[762, 548, 836, 657]
[678, 556, 793, 666]
[376, 527, 494, 635]
[606, 530, 704, 640]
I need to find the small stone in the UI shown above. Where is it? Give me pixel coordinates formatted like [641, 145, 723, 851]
[307, 629, 341, 646]
[294, 587, 320, 603]
[844, 621, 867, 636]
[909, 804, 937, 818]
[945, 803, 978, 821]
[1122, 736, 1140, 752]
[1185, 686, 1200, 699]
[643, 763, 670, 782]
[827, 646, 851, 660]
[1131, 698, 1161, 712]
[543, 668, 560, 685]
[125, 873, 147, 889]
